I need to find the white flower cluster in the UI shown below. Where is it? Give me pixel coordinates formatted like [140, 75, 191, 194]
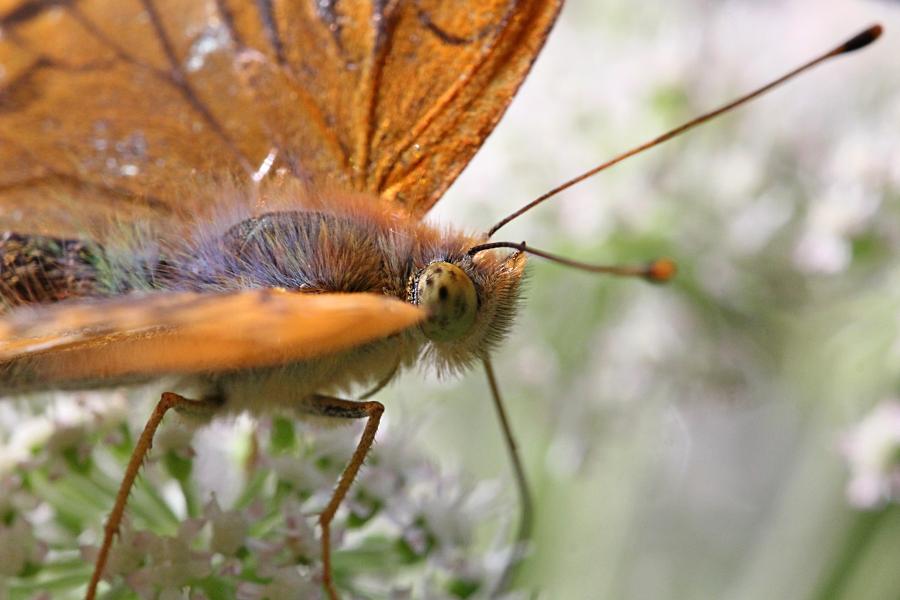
[0, 393, 519, 599]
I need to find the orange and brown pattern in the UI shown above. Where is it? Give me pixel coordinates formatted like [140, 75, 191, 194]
[0, 0, 562, 236]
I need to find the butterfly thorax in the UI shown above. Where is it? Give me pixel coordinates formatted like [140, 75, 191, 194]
[173, 210, 414, 298]
[0, 193, 526, 406]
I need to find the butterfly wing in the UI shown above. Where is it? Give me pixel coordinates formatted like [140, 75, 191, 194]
[0, 0, 276, 237]
[0, 0, 562, 235]
[229, 0, 565, 215]
[0, 289, 424, 390]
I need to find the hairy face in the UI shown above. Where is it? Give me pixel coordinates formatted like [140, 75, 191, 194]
[412, 251, 526, 375]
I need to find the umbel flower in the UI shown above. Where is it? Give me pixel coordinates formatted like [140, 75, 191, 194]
[0, 392, 517, 599]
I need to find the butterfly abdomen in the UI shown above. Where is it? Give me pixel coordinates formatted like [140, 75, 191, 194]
[0, 232, 103, 309]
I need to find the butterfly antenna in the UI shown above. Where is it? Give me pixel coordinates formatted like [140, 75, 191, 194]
[487, 24, 883, 237]
[468, 241, 677, 283]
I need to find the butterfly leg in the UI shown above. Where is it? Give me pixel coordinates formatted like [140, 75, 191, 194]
[307, 394, 384, 600]
[483, 358, 534, 596]
[86, 391, 220, 600]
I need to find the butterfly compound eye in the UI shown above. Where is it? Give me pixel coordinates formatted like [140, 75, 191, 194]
[415, 262, 478, 342]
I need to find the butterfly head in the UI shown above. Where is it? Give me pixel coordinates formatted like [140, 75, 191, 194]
[411, 250, 526, 373]
[415, 262, 478, 342]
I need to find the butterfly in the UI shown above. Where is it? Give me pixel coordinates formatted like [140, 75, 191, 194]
[0, 0, 882, 598]
[0, 0, 564, 598]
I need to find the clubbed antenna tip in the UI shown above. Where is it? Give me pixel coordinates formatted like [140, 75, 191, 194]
[838, 24, 883, 54]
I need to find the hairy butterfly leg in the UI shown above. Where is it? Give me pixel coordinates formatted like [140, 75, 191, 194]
[86, 392, 222, 600]
[306, 394, 385, 600]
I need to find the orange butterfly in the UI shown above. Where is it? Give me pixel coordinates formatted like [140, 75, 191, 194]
[0, 1, 562, 598]
[0, 0, 882, 598]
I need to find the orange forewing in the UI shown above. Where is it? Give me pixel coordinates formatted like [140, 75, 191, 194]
[0, 0, 562, 237]
[0, 289, 424, 385]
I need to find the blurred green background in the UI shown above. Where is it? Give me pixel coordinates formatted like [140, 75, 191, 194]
[422, 0, 900, 597]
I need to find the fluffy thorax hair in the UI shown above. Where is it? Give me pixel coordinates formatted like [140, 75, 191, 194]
[1, 184, 527, 412]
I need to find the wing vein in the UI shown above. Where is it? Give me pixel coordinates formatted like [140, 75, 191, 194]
[140, 0, 255, 176]
[354, 0, 396, 190]
[373, 0, 519, 193]
[0, 0, 77, 27]
[214, 0, 245, 47]
[281, 74, 353, 173]
[0, 132, 171, 212]
[254, 0, 287, 65]
[0, 172, 171, 212]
